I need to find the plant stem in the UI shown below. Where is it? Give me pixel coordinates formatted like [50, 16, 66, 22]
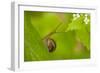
[42, 22, 63, 40]
[42, 13, 68, 40]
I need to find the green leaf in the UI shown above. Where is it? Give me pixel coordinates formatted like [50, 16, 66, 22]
[85, 23, 90, 33]
[56, 13, 73, 32]
[66, 16, 90, 50]
[24, 11, 90, 61]
[31, 12, 61, 38]
[66, 17, 85, 31]
[24, 11, 51, 61]
[50, 31, 76, 59]
[75, 29, 90, 51]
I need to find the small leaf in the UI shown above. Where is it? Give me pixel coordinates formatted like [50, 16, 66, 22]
[66, 17, 85, 31]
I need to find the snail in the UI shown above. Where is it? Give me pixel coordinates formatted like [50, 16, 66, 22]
[47, 38, 56, 52]
[44, 38, 56, 52]
[42, 23, 63, 52]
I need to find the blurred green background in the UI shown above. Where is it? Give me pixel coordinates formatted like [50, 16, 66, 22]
[24, 11, 90, 61]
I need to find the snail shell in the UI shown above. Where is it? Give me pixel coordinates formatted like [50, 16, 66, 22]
[43, 38, 56, 52]
[47, 38, 56, 52]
